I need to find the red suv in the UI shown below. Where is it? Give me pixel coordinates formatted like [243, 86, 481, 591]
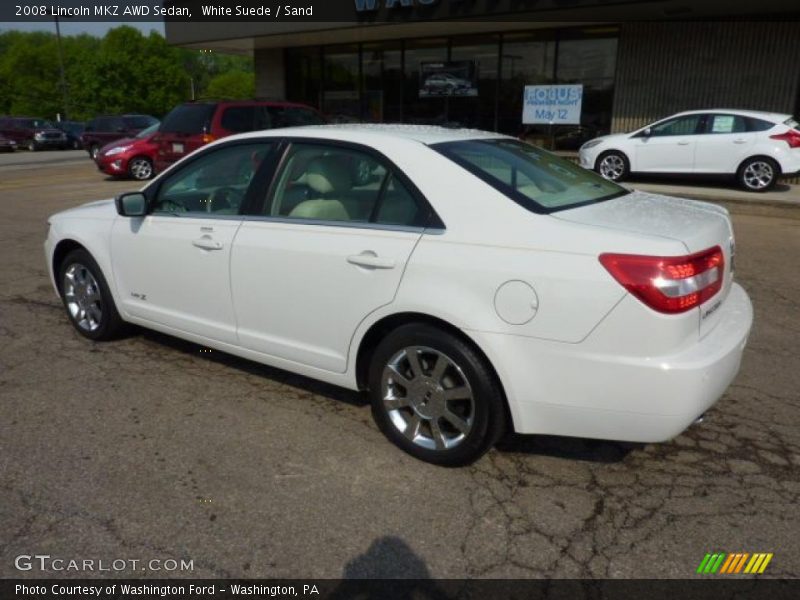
[154, 101, 325, 173]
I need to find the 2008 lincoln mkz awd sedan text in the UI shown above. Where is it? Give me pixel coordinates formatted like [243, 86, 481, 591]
[45, 125, 753, 466]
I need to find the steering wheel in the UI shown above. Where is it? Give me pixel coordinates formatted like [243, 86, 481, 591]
[208, 187, 245, 213]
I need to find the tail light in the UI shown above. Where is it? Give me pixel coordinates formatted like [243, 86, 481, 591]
[770, 129, 800, 148]
[599, 246, 724, 314]
[202, 133, 216, 144]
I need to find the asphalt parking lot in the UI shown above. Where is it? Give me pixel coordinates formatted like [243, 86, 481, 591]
[1, 155, 799, 580]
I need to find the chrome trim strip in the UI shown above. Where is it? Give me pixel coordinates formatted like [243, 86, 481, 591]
[240, 214, 430, 234]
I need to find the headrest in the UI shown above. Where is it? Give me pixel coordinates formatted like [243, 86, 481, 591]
[306, 156, 351, 195]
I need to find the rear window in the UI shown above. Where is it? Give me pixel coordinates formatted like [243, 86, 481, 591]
[160, 104, 216, 135]
[123, 115, 158, 129]
[433, 139, 628, 213]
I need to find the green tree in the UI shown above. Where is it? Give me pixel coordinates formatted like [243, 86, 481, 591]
[204, 71, 256, 100]
[0, 27, 254, 121]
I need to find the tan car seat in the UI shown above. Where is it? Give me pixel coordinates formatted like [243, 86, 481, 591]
[289, 156, 352, 221]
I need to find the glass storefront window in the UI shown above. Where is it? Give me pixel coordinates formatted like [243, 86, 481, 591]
[285, 26, 618, 147]
[362, 42, 403, 123]
[498, 32, 556, 137]
[449, 35, 500, 131]
[403, 38, 448, 125]
[323, 44, 360, 122]
[286, 47, 322, 111]
[555, 28, 619, 148]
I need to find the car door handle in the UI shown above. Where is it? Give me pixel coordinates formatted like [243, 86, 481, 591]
[192, 237, 223, 251]
[733, 139, 748, 144]
[347, 252, 396, 270]
[677, 141, 691, 146]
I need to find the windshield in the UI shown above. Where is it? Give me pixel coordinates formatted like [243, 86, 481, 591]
[136, 123, 160, 138]
[432, 138, 628, 213]
[123, 115, 158, 129]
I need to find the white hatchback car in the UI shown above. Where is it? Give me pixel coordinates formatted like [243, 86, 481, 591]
[46, 125, 753, 465]
[579, 109, 800, 191]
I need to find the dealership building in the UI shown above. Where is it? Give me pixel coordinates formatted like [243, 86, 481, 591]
[166, 0, 800, 146]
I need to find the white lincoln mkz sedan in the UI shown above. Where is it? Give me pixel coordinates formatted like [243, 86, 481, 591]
[580, 109, 800, 191]
[46, 125, 753, 465]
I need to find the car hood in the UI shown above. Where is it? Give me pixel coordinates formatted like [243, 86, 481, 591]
[553, 190, 732, 254]
[100, 137, 137, 153]
[52, 198, 117, 220]
[586, 132, 628, 146]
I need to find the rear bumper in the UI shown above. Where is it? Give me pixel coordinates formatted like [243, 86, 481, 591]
[471, 283, 753, 442]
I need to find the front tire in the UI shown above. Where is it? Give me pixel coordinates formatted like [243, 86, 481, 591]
[128, 156, 154, 180]
[367, 323, 506, 466]
[596, 150, 630, 182]
[58, 249, 126, 341]
[26, 139, 38, 152]
[738, 157, 778, 192]
[89, 144, 100, 160]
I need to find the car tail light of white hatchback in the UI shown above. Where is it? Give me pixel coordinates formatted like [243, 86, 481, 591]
[45, 124, 753, 466]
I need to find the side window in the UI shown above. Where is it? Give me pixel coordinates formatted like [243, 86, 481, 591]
[153, 143, 272, 216]
[707, 114, 746, 134]
[84, 120, 96, 132]
[745, 117, 775, 132]
[221, 107, 257, 133]
[108, 118, 126, 132]
[265, 143, 423, 227]
[650, 115, 702, 137]
[375, 174, 422, 227]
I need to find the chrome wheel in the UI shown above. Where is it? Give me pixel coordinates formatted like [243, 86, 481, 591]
[90, 145, 99, 160]
[381, 346, 474, 451]
[129, 157, 153, 180]
[63, 263, 103, 332]
[598, 154, 626, 180]
[742, 161, 774, 190]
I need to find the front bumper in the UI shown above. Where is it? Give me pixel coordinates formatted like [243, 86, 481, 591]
[471, 283, 753, 443]
[96, 156, 129, 176]
[578, 148, 596, 170]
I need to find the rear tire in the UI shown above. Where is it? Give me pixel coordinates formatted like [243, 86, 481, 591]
[367, 323, 506, 466]
[89, 144, 100, 160]
[596, 150, 630, 182]
[26, 139, 37, 152]
[58, 249, 126, 341]
[738, 157, 778, 192]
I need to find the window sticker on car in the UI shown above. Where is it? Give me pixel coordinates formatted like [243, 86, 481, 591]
[172, 143, 184, 154]
[712, 116, 735, 133]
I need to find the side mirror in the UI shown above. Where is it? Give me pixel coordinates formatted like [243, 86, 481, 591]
[643, 127, 652, 137]
[115, 192, 148, 217]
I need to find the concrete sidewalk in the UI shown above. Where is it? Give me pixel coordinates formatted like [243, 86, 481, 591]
[626, 179, 800, 209]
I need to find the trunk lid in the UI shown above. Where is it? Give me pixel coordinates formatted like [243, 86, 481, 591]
[555, 190, 736, 337]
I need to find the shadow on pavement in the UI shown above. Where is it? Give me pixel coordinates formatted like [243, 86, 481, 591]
[328, 537, 450, 600]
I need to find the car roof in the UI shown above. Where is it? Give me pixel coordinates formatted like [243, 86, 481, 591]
[232, 123, 510, 146]
[672, 108, 793, 122]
